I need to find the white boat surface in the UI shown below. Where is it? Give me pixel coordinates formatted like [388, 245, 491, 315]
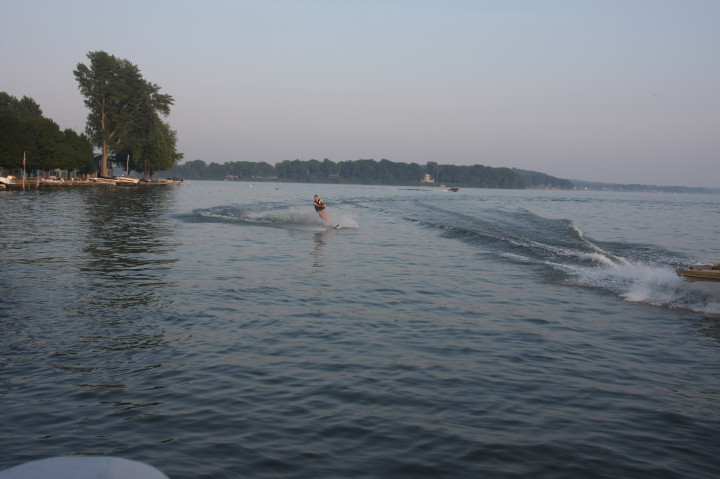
[115, 175, 140, 185]
[0, 456, 168, 479]
[89, 177, 118, 185]
[40, 178, 65, 186]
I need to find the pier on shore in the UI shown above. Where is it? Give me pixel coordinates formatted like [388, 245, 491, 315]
[2, 177, 182, 190]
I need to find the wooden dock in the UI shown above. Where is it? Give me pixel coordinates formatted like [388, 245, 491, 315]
[3, 178, 182, 190]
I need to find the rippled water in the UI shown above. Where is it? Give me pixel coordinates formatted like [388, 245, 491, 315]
[1, 183, 719, 478]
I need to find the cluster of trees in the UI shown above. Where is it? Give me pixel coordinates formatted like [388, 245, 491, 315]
[273, 159, 430, 185]
[74, 51, 181, 178]
[0, 92, 94, 172]
[165, 158, 575, 189]
[1, 51, 182, 178]
[176, 159, 277, 181]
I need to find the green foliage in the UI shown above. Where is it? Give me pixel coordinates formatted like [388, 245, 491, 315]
[0, 92, 94, 171]
[113, 116, 182, 178]
[60, 128, 95, 171]
[0, 92, 43, 119]
[221, 160, 275, 179]
[0, 113, 29, 167]
[74, 51, 177, 176]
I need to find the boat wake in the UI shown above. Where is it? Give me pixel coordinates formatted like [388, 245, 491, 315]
[407, 202, 720, 316]
[188, 204, 359, 231]
[560, 261, 720, 316]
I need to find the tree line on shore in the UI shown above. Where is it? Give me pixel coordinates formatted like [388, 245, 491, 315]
[166, 158, 575, 189]
[0, 92, 94, 173]
[1, 51, 180, 179]
[166, 160, 717, 192]
[2, 85, 570, 190]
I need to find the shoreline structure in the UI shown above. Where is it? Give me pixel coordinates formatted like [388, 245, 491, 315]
[1, 177, 182, 190]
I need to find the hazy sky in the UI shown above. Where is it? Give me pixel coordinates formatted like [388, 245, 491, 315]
[2, 0, 718, 187]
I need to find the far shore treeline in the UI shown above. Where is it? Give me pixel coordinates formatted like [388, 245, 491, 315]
[165, 158, 574, 189]
[162, 160, 718, 193]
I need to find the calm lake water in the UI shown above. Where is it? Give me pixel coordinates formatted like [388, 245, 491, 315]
[1, 182, 719, 478]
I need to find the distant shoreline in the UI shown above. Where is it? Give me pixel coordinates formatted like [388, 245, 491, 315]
[158, 175, 719, 194]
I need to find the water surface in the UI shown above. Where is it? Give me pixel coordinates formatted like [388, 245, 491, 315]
[1, 183, 719, 478]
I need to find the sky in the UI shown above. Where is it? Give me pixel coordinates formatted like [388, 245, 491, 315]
[1, 0, 718, 187]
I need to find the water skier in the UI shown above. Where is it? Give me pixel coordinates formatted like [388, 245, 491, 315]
[313, 194, 330, 225]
